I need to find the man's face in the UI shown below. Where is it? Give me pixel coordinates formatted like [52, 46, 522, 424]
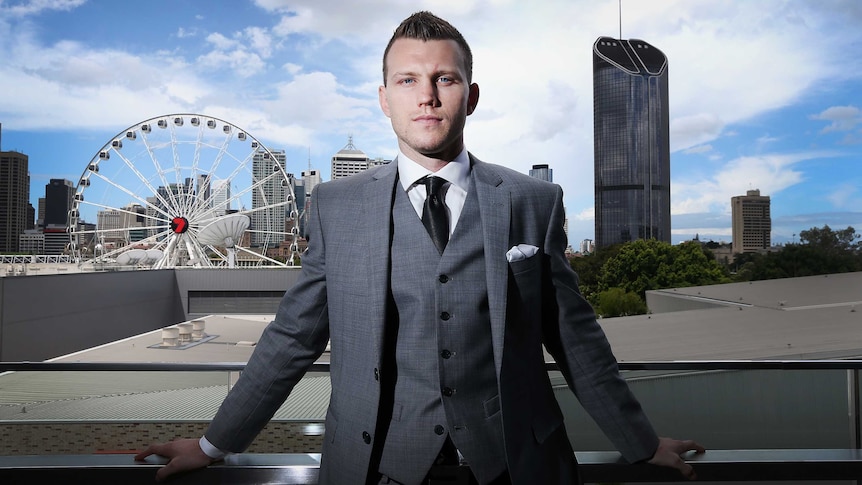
[379, 38, 479, 166]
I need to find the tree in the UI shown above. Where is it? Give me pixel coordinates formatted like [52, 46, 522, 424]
[731, 226, 862, 281]
[569, 243, 623, 305]
[595, 287, 648, 317]
[799, 225, 860, 253]
[598, 239, 730, 298]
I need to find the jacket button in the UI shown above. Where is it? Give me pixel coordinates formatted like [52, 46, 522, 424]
[362, 431, 371, 444]
[442, 387, 454, 397]
[374, 368, 379, 381]
[438, 274, 449, 283]
[434, 425, 445, 435]
[440, 349, 452, 359]
[440, 312, 450, 321]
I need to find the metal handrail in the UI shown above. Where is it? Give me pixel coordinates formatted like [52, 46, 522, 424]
[2, 359, 862, 372]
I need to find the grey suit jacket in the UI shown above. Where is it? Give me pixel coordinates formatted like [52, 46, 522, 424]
[206, 155, 659, 484]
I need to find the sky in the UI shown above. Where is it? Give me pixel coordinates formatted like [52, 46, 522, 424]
[0, 0, 860, 246]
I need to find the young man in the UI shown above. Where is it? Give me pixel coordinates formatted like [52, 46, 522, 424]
[136, 11, 703, 484]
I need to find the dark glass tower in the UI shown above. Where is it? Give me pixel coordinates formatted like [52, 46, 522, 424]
[593, 37, 670, 248]
[44, 179, 75, 226]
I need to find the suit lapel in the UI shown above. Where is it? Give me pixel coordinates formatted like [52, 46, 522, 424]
[472, 157, 510, 374]
[361, 162, 398, 358]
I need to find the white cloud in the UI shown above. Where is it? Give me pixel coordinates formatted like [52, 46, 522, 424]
[671, 114, 724, 151]
[176, 27, 198, 39]
[244, 26, 273, 58]
[811, 105, 861, 133]
[573, 207, 594, 221]
[0, 0, 85, 16]
[684, 144, 713, 155]
[671, 152, 821, 215]
[827, 183, 862, 210]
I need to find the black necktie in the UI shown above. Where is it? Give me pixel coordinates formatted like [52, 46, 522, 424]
[421, 176, 449, 253]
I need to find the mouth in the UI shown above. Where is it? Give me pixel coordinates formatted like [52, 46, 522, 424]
[414, 115, 442, 123]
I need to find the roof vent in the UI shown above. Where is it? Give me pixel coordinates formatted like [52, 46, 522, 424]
[192, 319, 206, 341]
[161, 327, 180, 347]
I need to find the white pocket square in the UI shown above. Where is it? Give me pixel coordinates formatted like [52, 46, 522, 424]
[506, 244, 539, 262]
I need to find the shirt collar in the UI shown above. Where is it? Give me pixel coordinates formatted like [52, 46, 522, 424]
[397, 148, 471, 192]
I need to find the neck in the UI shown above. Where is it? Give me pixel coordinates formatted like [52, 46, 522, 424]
[398, 142, 463, 173]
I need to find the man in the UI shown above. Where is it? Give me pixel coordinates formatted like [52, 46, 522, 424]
[136, 11, 703, 484]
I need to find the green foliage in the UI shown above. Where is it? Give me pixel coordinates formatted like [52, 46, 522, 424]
[799, 225, 860, 253]
[732, 225, 862, 281]
[568, 239, 729, 315]
[569, 243, 622, 304]
[594, 287, 648, 317]
[597, 239, 730, 298]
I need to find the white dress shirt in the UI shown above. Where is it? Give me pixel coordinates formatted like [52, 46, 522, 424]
[397, 148, 471, 236]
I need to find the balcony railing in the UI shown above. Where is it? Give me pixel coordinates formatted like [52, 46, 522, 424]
[1, 360, 860, 483]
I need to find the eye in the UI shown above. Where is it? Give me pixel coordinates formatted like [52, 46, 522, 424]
[437, 76, 453, 84]
[399, 78, 415, 85]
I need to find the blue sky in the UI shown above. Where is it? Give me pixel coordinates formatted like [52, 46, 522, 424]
[0, 0, 860, 246]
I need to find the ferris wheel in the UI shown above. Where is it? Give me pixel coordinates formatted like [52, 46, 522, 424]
[68, 114, 302, 269]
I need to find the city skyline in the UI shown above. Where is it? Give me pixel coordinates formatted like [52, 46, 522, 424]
[0, 0, 860, 246]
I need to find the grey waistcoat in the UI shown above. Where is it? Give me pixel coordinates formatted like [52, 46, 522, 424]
[377, 178, 506, 484]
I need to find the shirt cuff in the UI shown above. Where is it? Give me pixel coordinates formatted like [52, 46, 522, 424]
[199, 435, 229, 460]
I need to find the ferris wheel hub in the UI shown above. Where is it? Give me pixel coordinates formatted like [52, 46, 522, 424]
[170, 217, 190, 234]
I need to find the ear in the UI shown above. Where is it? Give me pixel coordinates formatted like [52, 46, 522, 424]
[467, 83, 480, 116]
[378, 85, 391, 118]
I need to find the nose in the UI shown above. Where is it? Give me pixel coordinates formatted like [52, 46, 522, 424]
[417, 81, 438, 107]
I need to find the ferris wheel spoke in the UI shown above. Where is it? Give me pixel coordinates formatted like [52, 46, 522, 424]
[139, 129, 184, 214]
[186, 146, 256, 220]
[77, 195, 173, 224]
[234, 245, 286, 266]
[107, 145, 177, 214]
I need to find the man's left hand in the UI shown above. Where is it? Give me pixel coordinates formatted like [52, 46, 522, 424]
[647, 436, 706, 480]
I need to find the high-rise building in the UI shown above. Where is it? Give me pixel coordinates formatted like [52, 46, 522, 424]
[331, 137, 391, 179]
[302, 169, 321, 196]
[37, 197, 46, 228]
[731, 189, 771, 254]
[0, 149, 29, 253]
[528, 164, 553, 182]
[251, 149, 289, 247]
[97, 203, 147, 245]
[44, 179, 75, 227]
[593, 37, 670, 249]
[210, 178, 231, 216]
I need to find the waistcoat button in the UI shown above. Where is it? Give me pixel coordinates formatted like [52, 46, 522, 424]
[440, 312, 450, 321]
[440, 349, 452, 359]
[442, 387, 454, 397]
[434, 425, 445, 435]
[438, 274, 449, 283]
[362, 431, 371, 444]
[374, 368, 379, 380]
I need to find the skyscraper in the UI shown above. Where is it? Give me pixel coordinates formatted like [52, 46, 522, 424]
[44, 179, 75, 227]
[0, 150, 30, 253]
[593, 37, 670, 249]
[528, 164, 553, 182]
[731, 189, 771, 254]
[251, 148, 289, 247]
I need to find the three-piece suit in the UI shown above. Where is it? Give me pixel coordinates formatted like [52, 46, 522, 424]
[205, 155, 659, 484]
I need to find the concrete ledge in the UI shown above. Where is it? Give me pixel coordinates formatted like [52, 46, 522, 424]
[1, 449, 862, 483]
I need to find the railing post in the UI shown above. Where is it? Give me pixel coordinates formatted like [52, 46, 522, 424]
[849, 368, 862, 485]
[850, 369, 860, 450]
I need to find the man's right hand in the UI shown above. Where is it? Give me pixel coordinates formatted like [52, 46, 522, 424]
[135, 438, 216, 482]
